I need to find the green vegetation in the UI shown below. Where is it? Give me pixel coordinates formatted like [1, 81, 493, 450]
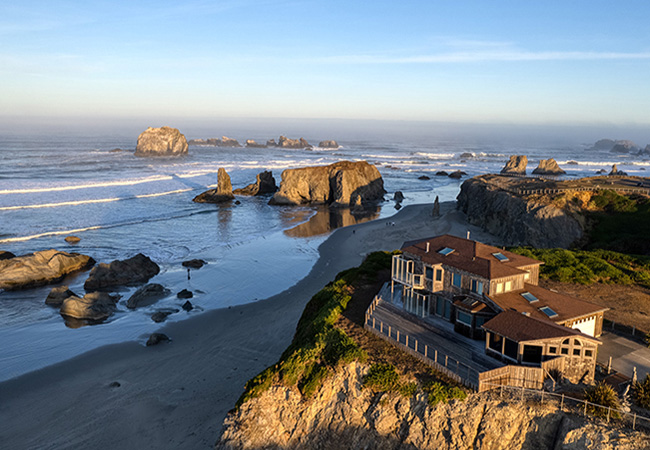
[508, 247, 650, 289]
[586, 190, 650, 255]
[633, 375, 650, 410]
[235, 251, 395, 409]
[584, 382, 621, 419]
[422, 380, 467, 406]
[363, 363, 400, 392]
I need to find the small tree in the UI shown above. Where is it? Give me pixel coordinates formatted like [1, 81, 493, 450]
[584, 382, 621, 419]
[633, 375, 650, 410]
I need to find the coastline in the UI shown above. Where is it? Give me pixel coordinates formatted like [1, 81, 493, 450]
[0, 201, 500, 450]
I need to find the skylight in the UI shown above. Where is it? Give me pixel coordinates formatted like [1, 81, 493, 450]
[521, 292, 539, 303]
[438, 247, 455, 256]
[492, 252, 509, 262]
[539, 306, 558, 318]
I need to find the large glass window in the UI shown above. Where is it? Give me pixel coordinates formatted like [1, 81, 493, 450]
[505, 280, 512, 292]
[457, 311, 472, 326]
[436, 296, 445, 316]
[425, 266, 434, 280]
[471, 279, 484, 295]
[495, 282, 503, 294]
[452, 273, 462, 288]
[436, 269, 442, 281]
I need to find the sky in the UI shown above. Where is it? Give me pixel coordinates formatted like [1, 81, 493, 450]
[1, 1, 650, 131]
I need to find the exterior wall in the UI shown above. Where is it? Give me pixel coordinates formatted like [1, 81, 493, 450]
[518, 264, 540, 285]
[562, 312, 605, 337]
[488, 274, 526, 295]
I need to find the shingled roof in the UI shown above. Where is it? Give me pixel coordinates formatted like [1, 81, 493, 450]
[401, 234, 541, 279]
[482, 310, 601, 343]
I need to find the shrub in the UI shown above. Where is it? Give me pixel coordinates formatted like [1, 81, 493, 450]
[633, 375, 650, 410]
[422, 380, 467, 406]
[363, 363, 400, 392]
[398, 382, 418, 398]
[584, 382, 621, 419]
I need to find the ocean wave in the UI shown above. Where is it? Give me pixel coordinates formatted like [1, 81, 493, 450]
[412, 152, 457, 159]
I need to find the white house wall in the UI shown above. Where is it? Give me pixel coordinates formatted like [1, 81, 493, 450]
[571, 316, 596, 337]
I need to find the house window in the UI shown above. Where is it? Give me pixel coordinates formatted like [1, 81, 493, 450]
[524, 271, 530, 281]
[561, 348, 569, 355]
[548, 346, 557, 354]
[457, 311, 472, 326]
[452, 273, 462, 288]
[585, 350, 593, 358]
[435, 269, 442, 281]
[488, 333, 502, 351]
[471, 279, 484, 295]
[573, 348, 581, 356]
[505, 280, 512, 292]
[425, 267, 434, 280]
[495, 282, 503, 294]
[475, 316, 487, 327]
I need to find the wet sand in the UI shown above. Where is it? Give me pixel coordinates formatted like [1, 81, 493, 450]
[0, 202, 499, 450]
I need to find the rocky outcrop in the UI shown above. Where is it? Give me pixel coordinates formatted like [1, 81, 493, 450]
[609, 164, 628, 176]
[318, 140, 339, 148]
[83, 253, 159, 291]
[45, 285, 78, 307]
[590, 139, 616, 150]
[233, 171, 278, 196]
[278, 136, 312, 149]
[193, 168, 235, 203]
[532, 159, 566, 175]
[216, 362, 647, 450]
[448, 170, 466, 179]
[639, 145, 650, 156]
[610, 140, 638, 154]
[188, 137, 241, 147]
[0, 251, 15, 260]
[220, 136, 241, 147]
[500, 155, 528, 175]
[126, 283, 170, 309]
[457, 176, 583, 248]
[270, 161, 385, 207]
[135, 127, 188, 157]
[245, 140, 266, 148]
[266, 139, 277, 147]
[0, 250, 95, 291]
[60, 292, 121, 321]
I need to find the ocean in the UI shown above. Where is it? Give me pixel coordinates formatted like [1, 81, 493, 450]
[1, 127, 648, 381]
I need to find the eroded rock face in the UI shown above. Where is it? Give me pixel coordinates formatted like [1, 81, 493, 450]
[0, 250, 95, 291]
[278, 136, 312, 149]
[60, 292, 121, 321]
[135, 127, 188, 157]
[270, 161, 385, 207]
[83, 253, 160, 291]
[216, 362, 647, 450]
[500, 155, 528, 175]
[318, 140, 339, 148]
[532, 159, 566, 175]
[233, 171, 278, 196]
[45, 285, 78, 307]
[457, 176, 583, 248]
[193, 168, 235, 203]
[126, 283, 170, 309]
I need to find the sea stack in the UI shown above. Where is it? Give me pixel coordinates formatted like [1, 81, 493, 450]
[233, 171, 278, 196]
[135, 127, 188, 157]
[193, 168, 235, 203]
[500, 155, 528, 175]
[532, 159, 566, 175]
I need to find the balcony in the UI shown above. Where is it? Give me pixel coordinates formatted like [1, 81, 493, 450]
[392, 255, 425, 289]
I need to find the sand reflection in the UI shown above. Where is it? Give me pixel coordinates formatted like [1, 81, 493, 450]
[284, 205, 380, 238]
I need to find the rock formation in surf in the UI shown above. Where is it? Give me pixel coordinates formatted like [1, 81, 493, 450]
[609, 164, 628, 176]
[233, 171, 278, 196]
[0, 249, 95, 291]
[45, 285, 79, 307]
[60, 292, 121, 321]
[610, 140, 638, 154]
[193, 168, 235, 203]
[126, 283, 171, 309]
[270, 161, 385, 207]
[83, 253, 160, 291]
[135, 126, 188, 157]
[245, 139, 267, 148]
[278, 136, 312, 149]
[318, 140, 339, 148]
[500, 155, 528, 175]
[532, 158, 566, 175]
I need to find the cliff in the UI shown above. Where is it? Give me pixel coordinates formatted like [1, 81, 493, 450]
[456, 175, 585, 248]
[270, 160, 385, 207]
[216, 362, 647, 450]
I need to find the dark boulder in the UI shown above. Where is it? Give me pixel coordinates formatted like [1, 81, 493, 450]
[0, 251, 15, 260]
[146, 333, 170, 346]
[182, 300, 193, 311]
[393, 191, 405, 202]
[84, 253, 159, 291]
[609, 164, 628, 176]
[278, 136, 312, 149]
[64, 236, 81, 244]
[435, 171, 448, 176]
[126, 283, 171, 309]
[182, 259, 206, 269]
[45, 285, 78, 307]
[233, 171, 278, 196]
[448, 170, 467, 179]
[177, 289, 193, 299]
[60, 292, 121, 321]
[151, 311, 173, 323]
[459, 152, 475, 159]
[418, 175, 431, 180]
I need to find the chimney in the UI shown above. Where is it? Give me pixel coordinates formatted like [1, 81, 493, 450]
[426, 242, 430, 253]
[467, 230, 470, 240]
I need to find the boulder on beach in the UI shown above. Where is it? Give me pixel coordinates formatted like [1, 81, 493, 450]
[64, 235, 81, 244]
[126, 283, 171, 309]
[182, 300, 193, 311]
[182, 259, 206, 269]
[0, 249, 95, 291]
[500, 155, 528, 175]
[83, 253, 160, 291]
[418, 175, 431, 180]
[435, 171, 448, 176]
[45, 285, 78, 307]
[393, 191, 405, 203]
[177, 289, 193, 299]
[448, 170, 467, 179]
[146, 333, 170, 346]
[269, 161, 385, 207]
[135, 126, 188, 157]
[532, 158, 566, 175]
[60, 292, 121, 321]
[318, 140, 339, 148]
[233, 171, 278, 196]
[278, 136, 312, 149]
[0, 251, 15, 260]
[151, 311, 173, 323]
[193, 168, 235, 203]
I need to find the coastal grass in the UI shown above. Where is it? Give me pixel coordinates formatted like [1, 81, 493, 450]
[235, 252, 395, 409]
[584, 382, 621, 419]
[633, 375, 650, 410]
[508, 247, 650, 289]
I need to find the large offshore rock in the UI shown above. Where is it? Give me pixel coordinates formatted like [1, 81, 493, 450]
[233, 171, 278, 196]
[609, 164, 628, 176]
[318, 140, 339, 148]
[640, 145, 650, 157]
[0, 250, 95, 291]
[532, 158, 566, 175]
[84, 253, 160, 291]
[590, 138, 616, 150]
[134, 126, 188, 157]
[193, 168, 235, 203]
[60, 292, 121, 321]
[610, 140, 638, 154]
[500, 155, 528, 175]
[245, 139, 266, 148]
[277, 136, 312, 149]
[270, 161, 385, 207]
[126, 283, 171, 309]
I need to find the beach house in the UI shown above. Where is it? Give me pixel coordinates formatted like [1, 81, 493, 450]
[390, 235, 606, 378]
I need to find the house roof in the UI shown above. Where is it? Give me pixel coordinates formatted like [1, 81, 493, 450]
[401, 234, 541, 280]
[488, 283, 608, 324]
[453, 295, 495, 314]
[482, 310, 601, 344]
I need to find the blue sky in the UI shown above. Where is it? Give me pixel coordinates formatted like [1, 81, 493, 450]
[1, 1, 649, 127]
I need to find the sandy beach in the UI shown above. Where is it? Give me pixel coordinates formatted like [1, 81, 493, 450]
[0, 202, 499, 450]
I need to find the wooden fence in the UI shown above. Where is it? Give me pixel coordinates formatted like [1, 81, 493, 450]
[478, 365, 545, 392]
